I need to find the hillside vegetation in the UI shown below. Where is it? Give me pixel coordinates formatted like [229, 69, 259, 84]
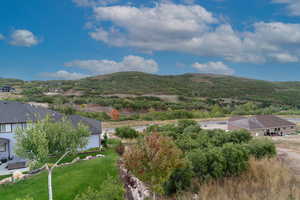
[3, 72, 300, 106]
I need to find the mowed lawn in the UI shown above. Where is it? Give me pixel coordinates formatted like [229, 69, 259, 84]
[0, 150, 120, 200]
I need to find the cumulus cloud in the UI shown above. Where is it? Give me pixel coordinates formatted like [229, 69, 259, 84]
[10, 29, 39, 47]
[88, 2, 300, 64]
[192, 61, 234, 75]
[64, 55, 159, 74]
[0, 34, 5, 40]
[272, 0, 300, 16]
[42, 70, 89, 80]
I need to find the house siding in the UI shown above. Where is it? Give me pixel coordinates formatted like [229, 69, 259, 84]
[0, 131, 101, 160]
[228, 124, 296, 136]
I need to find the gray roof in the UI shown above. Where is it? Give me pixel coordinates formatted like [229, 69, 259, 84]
[0, 101, 101, 135]
[228, 115, 295, 130]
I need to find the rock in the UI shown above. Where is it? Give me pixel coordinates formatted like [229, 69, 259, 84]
[0, 177, 12, 185]
[193, 194, 199, 200]
[84, 156, 93, 160]
[71, 157, 80, 163]
[13, 171, 25, 181]
[96, 154, 105, 158]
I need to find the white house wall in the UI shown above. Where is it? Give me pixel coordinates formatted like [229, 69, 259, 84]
[0, 132, 101, 159]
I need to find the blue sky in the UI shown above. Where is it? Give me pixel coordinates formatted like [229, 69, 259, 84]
[0, 0, 300, 81]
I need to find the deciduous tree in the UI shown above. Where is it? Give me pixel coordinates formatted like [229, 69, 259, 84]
[15, 116, 91, 200]
[123, 133, 185, 198]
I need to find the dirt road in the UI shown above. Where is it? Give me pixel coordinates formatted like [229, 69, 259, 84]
[277, 147, 300, 178]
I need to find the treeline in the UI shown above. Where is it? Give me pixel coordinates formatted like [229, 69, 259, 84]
[51, 102, 300, 122]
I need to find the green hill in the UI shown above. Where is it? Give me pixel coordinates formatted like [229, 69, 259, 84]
[3, 71, 300, 106]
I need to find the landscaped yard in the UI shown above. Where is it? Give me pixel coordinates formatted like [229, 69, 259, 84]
[0, 148, 121, 200]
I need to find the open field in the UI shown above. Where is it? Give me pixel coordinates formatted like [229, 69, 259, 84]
[102, 117, 229, 128]
[102, 115, 300, 128]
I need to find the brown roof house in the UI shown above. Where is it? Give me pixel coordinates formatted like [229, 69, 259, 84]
[228, 115, 296, 136]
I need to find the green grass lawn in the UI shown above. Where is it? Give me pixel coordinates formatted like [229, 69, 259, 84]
[0, 148, 120, 200]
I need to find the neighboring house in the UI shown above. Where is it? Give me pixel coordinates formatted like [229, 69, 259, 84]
[0, 101, 102, 161]
[0, 86, 16, 93]
[228, 115, 296, 136]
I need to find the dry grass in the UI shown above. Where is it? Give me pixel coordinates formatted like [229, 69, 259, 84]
[102, 115, 299, 129]
[173, 158, 300, 200]
[102, 117, 229, 128]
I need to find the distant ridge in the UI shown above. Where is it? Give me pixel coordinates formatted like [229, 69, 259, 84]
[2, 71, 300, 106]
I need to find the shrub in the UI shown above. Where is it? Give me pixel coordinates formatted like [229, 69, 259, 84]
[123, 133, 185, 195]
[102, 132, 108, 148]
[244, 139, 276, 159]
[164, 162, 194, 195]
[182, 125, 202, 138]
[228, 129, 252, 144]
[177, 158, 300, 200]
[74, 176, 125, 200]
[115, 126, 139, 139]
[221, 143, 249, 176]
[177, 119, 198, 131]
[115, 142, 125, 155]
[188, 147, 226, 181]
[175, 135, 200, 152]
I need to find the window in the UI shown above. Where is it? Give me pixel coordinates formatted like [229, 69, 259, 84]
[0, 124, 12, 133]
[0, 124, 5, 133]
[0, 143, 6, 152]
[12, 123, 27, 132]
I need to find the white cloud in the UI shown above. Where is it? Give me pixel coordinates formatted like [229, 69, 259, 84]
[73, 0, 119, 7]
[0, 34, 5, 40]
[42, 70, 89, 80]
[270, 53, 299, 63]
[10, 29, 39, 47]
[192, 61, 234, 75]
[272, 0, 300, 16]
[87, 3, 300, 64]
[64, 55, 159, 74]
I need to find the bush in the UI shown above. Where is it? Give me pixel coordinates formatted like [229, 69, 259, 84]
[115, 126, 139, 139]
[123, 133, 185, 195]
[115, 142, 125, 155]
[188, 147, 226, 181]
[164, 162, 194, 195]
[244, 139, 276, 159]
[228, 129, 252, 144]
[177, 119, 198, 131]
[74, 176, 125, 200]
[221, 143, 249, 176]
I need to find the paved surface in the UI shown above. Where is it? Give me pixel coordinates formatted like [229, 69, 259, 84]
[0, 161, 29, 176]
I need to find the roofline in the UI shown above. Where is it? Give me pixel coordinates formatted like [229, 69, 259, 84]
[230, 124, 296, 131]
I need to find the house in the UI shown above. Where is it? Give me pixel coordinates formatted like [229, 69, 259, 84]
[0, 101, 102, 162]
[228, 115, 296, 136]
[0, 86, 16, 93]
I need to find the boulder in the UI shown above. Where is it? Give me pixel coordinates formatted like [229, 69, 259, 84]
[84, 156, 93, 160]
[13, 170, 25, 181]
[71, 157, 80, 164]
[0, 177, 12, 185]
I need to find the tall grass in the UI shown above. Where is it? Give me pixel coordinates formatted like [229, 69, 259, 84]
[173, 158, 300, 200]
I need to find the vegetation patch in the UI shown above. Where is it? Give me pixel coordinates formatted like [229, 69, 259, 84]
[123, 120, 278, 198]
